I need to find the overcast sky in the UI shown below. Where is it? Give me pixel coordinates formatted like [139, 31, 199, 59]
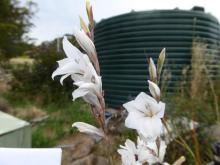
[20, 0, 220, 45]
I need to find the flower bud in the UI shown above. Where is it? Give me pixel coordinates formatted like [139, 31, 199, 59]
[148, 57, 157, 83]
[86, 0, 94, 30]
[72, 122, 104, 139]
[148, 80, 160, 101]
[157, 48, 166, 77]
[79, 16, 90, 35]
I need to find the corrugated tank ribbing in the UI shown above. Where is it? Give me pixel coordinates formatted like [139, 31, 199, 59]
[94, 8, 220, 108]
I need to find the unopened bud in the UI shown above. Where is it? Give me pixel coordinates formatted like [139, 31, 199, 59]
[79, 16, 90, 35]
[148, 57, 157, 83]
[172, 156, 186, 165]
[148, 80, 160, 101]
[157, 48, 166, 77]
[86, 0, 94, 30]
[86, 0, 91, 17]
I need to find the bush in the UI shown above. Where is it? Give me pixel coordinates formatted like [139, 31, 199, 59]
[10, 39, 74, 105]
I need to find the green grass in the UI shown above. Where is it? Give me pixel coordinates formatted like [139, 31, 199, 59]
[2, 92, 34, 108]
[31, 100, 96, 147]
[2, 92, 96, 147]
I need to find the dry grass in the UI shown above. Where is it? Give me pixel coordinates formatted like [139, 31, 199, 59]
[9, 57, 35, 66]
[165, 39, 220, 164]
[191, 39, 220, 123]
[0, 96, 11, 113]
[190, 40, 209, 98]
[12, 106, 47, 121]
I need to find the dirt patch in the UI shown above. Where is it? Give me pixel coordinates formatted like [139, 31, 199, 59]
[0, 97, 11, 113]
[71, 154, 108, 165]
[58, 133, 96, 165]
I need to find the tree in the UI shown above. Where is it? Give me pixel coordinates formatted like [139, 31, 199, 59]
[0, 0, 36, 59]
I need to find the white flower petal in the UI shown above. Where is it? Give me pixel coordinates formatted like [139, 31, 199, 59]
[57, 58, 72, 67]
[125, 111, 146, 130]
[82, 53, 91, 64]
[74, 82, 99, 96]
[60, 74, 70, 85]
[117, 149, 128, 156]
[124, 92, 164, 117]
[123, 92, 155, 114]
[163, 163, 170, 165]
[137, 138, 167, 164]
[83, 92, 101, 109]
[72, 122, 104, 137]
[71, 74, 84, 82]
[73, 81, 84, 87]
[135, 92, 157, 114]
[135, 92, 165, 118]
[159, 140, 167, 162]
[138, 117, 163, 140]
[135, 92, 156, 103]
[72, 88, 90, 101]
[118, 139, 139, 165]
[123, 100, 137, 113]
[52, 61, 81, 79]
[137, 138, 156, 163]
[125, 139, 137, 154]
[156, 102, 165, 118]
[144, 140, 167, 164]
[138, 148, 158, 164]
[63, 36, 82, 58]
[72, 82, 101, 107]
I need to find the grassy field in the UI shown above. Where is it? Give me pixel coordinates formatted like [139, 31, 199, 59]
[2, 93, 96, 147]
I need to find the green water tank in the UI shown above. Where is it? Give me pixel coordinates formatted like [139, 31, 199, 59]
[94, 7, 220, 108]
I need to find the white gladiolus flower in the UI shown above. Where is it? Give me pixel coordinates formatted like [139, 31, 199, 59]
[136, 137, 158, 164]
[117, 139, 145, 165]
[137, 138, 167, 165]
[148, 80, 161, 101]
[123, 92, 165, 140]
[52, 36, 96, 83]
[52, 37, 102, 108]
[72, 122, 104, 138]
[72, 81, 101, 109]
[118, 138, 166, 165]
[143, 140, 167, 164]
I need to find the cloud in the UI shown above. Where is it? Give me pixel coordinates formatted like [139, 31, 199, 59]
[20, 0, 220, 44]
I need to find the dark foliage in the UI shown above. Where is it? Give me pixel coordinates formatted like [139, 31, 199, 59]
[0, 0, 36, 58]
[10, 39, 74, 105]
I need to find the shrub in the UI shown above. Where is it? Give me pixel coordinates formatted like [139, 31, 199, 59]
[10, 39, 74, 105]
